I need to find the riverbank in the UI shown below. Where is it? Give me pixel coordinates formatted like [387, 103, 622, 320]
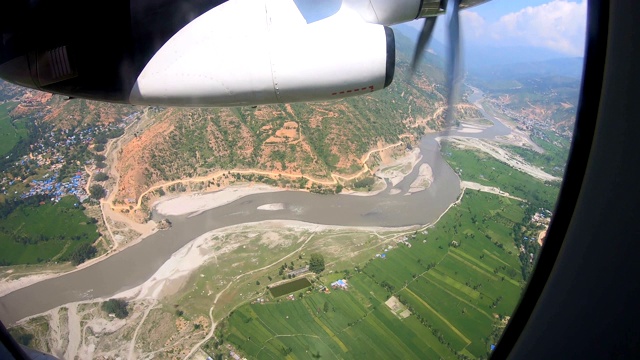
[408, 163, 434, 194]
[0, 151, 416, 301]
[375, 147, 422, 187]
[154, 184, 282, 217]
[469, 89, 544, 153]
[0, 272, 61, 298]
[113, 220, 418, 302]
[111, 141, 406, 214]
[151, 148, 423, 216]
[443, 136, 559, 182]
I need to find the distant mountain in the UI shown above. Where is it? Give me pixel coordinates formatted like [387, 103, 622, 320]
[393, 22, 583, 76]
[464, 45, 580, 70]
[467, 56, 582, 135]
[393, 23, 447, 61]
[466, 56, 583, 96]
[469, 57, 584, 82]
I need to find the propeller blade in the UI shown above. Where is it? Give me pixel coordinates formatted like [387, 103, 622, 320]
[445, 0, 462, 126]
[411, 16, 438, 73]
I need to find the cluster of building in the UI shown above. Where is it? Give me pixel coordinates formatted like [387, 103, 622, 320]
[373, 231, 428, 260]
[227, 350, 246, 360]
[398, 235, 413, 248]
[531, 210, 552, 225]
[287, 265, 309, 277]
[375, 243, 397, 260]
[21, 172, 89, 203]
[27, 125, 109, 167]
[490, 98, 558, 132]
[2, 110, 140, 203]
[330, 279, 348, 290]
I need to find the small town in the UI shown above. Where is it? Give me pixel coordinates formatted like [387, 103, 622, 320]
[1, 111, 140, 203]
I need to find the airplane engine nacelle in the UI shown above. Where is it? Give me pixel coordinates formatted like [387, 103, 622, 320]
[129, 0, 395, 107]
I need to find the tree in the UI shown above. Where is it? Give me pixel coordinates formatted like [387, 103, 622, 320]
[323, 301, 330, 312]
[94, 134, 108, 144]
[13, 333, 34, 346]
[101, 298, 129, 318]
[70, 243, 97, 265]
[90, 184, 106, 199]
[309, 253, 325, 274]
[94, 172, 109, 182]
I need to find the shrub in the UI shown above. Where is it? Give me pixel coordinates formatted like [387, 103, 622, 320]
[94, 173, 109, 182]
[101, 299, 129, 319]
[90, 184, 106, 199]
[309, 253, 325, 274]
[70, 243, 96, 265]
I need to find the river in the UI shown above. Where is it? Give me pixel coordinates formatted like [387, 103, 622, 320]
[0, 88, 509, 325]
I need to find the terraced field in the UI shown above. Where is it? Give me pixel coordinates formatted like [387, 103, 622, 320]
[443, 145, 560, 210]
[0, 102, 28, 157]
[221, 191, 526, 359]
[0, 196, 99, 265]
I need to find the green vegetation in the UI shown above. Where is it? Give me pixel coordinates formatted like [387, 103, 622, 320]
[101, 299, 129, 319]
[309, 253, 325, 274]
[0, 196, 99, 265]
[505, 130, 571, 177]
[269, 278, 312, 298]
[89, 184, 106, 200]
[443, 144, 560, 210]
[8, 316, 50, 351]
[93, 172, 109, 182]
[351, 177, 376, 191]
[69, 243, 97, 265]
[222, 192, 528, 359]
[145, 85, 433, 184]
[0, 102, 28, 157]
[14, 332, 34, 346]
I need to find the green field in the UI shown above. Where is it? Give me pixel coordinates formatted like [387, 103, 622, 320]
[443, 145, 560, 210]
[0, 196, 99, 265]
[0, 102, 28, 157]
[220, 191, 526, 359]
[503, 130, 571, 178]
[270, 278, 312, 298]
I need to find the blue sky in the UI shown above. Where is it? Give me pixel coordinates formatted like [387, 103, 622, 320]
[409, 0, 587, 56]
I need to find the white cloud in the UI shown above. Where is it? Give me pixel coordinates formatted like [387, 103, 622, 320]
[462, 0, 587, 56]
[461, 11, 486, 38]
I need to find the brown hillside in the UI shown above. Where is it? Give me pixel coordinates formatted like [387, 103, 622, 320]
[113, 73, 457, 203]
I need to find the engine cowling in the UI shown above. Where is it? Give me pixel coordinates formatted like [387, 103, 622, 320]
[129, 0, 395, 107]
